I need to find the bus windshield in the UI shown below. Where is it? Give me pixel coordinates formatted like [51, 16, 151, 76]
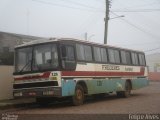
[15, 43, 59, 73]
[15, 47, 32, 73]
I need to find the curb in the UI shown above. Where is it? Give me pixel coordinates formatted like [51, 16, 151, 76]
[0, 102, 35, 110]
[0, 99, 35, 110]
[0, 103, 18, 110]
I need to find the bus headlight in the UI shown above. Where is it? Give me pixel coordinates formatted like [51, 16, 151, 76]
[50, 77, 57, 80]
[43, 91, 54, 96]
[14, 92, 23, 97]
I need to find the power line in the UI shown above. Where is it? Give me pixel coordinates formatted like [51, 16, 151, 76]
[32, 0, 104, 13]
[130, 2, 159, 9]
[94, 0, 104, 4]
[113, 1, 160, 10]
[110, 12, 160, 42]
[31, 0, 160, 13]
[59, 0, 104, 11]
[110, 0, 160, 13]
[145, 47, 160, 52]
[111, 9, 160, 12]
[121, 41, 160, 47]
[76, 13, 102, 34]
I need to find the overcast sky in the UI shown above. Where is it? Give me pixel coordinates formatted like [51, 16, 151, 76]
[0, 0, 160, 54]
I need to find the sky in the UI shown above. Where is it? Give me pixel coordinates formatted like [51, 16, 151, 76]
[0, 0, 160, 54]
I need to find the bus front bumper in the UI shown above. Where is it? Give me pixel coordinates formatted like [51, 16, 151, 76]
[13, 87, 62, 98]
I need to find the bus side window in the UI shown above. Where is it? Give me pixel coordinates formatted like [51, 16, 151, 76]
[108, 49, 115, 63]
[76, 44, 93, 62]
[126, 51, 132, 65]
[131, 52, 139, 65]
[114, 49, 120, 64]
[138, 54, 146, 66]
[93, 47, 102, 62]
[61, 45, 76, 70]
[101, 48, 108, 63]
[121, 50, 127, 64]
[121, 50, 132, 65]
[84, 45, 93, 62]
[76, 44, 85, 61]
[108, 49, 120, 64]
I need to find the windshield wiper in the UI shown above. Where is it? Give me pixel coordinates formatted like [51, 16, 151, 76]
[19, 60, 31, 73]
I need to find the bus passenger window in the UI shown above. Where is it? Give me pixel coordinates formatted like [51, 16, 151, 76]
[114, 50, 120, 64]
[101, 48, 108, 63]
[131, 52, 139, 65]
[93, 47, 101, 62]
[61, 45, 76, 70]
[108, 49, 120, 64]
[76, 44, 85, 61]
[121, 51, 127, 64]
[61, 46, 75, 61]
[108, 49, 115, 63]
[121, 51, 131, 65]
[138, 54, 146, 66]
[84, 45, 93, 61]
[126, 51, 132, 65]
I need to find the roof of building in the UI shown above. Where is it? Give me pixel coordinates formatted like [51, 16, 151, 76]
[0, 31, 45, 40]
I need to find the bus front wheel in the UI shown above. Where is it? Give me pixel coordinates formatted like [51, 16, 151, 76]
[72, 85, 84, 106]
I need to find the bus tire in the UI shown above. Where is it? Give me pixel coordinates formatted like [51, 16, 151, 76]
[72, 85, 84, 106]
[116, 91, 123, 98]
[117, 81, 131, 98]
[123, 81, 132, 97]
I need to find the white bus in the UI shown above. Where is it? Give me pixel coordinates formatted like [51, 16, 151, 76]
[13, 38, 149, 105]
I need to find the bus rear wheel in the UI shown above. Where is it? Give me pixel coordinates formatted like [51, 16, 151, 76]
[117, 81, 131, 98]
[72, 85, 84, 106]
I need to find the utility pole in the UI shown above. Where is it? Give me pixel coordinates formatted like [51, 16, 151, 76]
[104, 0, 110, 44]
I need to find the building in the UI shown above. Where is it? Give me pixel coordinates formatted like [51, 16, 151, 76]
[146, 53, 160, 81]
[0, 31, 45, 65]
[146, 53, 160, 72]
[0, 31, 44, 53]
[0, 32, 46, 100]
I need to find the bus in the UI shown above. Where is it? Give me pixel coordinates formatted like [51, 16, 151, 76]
[13, 38, 149, 105]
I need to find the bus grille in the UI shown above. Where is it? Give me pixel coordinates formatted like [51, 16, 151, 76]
[13, 81, 58, 89]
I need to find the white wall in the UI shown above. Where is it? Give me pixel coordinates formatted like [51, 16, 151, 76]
[0, 66, 14, 100]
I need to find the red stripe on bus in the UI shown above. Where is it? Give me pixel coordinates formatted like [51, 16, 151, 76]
[14, 72, 51, 81]
[61, 71, 144, 77]
[62, 68, 145, 77]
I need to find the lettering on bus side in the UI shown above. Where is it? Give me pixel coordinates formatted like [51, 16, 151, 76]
[125, 67, 133, 72]
[97, 81, 102, 86]
[102, 65, 120, 71]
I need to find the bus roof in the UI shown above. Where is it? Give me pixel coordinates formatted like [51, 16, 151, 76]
[15, 38, 144, 53]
